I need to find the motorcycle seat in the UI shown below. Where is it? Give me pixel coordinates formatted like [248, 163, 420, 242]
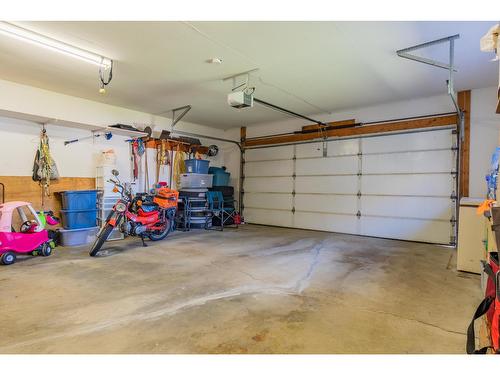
[138, 202, 159, 217]
[140, 202, 159, 212]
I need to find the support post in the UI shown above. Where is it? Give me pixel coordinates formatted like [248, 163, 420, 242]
[239, 127, 246, 215]
[458, 90, 471, 198]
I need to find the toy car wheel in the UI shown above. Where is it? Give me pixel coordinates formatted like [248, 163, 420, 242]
[40, 243, 52, 257]
[1, 252, 16, 265]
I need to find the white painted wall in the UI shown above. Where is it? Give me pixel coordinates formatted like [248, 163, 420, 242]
[0, 79, 229, 191]
[469, 86, 500, 197]
[225, 87, 500, 201]
[1, 78, 497, 201]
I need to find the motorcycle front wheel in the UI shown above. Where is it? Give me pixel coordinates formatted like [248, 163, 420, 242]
[148, 217, 172, 241]
[89, 223, 114, 257]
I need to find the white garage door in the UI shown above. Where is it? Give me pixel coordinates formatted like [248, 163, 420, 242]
[243, 127, 458, 245]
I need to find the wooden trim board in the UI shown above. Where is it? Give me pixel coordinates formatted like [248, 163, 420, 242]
[458, 90, 471, 197]
[0, 176, 96, 222]
[244, 114, 457, 147]
[301, 119, 356, 132]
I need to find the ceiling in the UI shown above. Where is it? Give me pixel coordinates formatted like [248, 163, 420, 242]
[0, 21, 497, 129]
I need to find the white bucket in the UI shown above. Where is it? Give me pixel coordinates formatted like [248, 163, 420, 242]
[101, 149, 116, 166]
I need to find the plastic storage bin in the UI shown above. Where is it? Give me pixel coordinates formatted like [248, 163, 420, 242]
[208, 166, 231, 186]
[208, 166, 225, 174]
[58, 226, 99, 247]
[185, 159, 210, 174]
[180, 173, 213, 189]
[60, 209, 98, 229]
[212, 172, 230, 186]
[59, 190, 98, 210]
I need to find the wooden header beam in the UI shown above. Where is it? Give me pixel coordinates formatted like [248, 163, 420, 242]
[144, 139, 209, 154]
[240, 126, 247, 147]
[458, 90, 471, 197]
[301, 119, 356, 132]
[244, 114, 457, 148]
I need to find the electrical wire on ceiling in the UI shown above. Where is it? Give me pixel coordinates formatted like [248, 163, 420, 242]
[182, 21, 332, 116]
[253, 75, 332, 114]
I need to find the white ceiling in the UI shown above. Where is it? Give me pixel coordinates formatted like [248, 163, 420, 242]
[0, 21, 497, 129]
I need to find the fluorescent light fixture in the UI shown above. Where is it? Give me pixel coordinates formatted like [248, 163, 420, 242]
[0, 21, 112, 68]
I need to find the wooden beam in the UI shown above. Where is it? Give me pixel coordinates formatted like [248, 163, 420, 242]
[458, 90, 471, 198]
[496, 87, 500, 114]
[0, 176, 95, 228]
[240, 126, 247, 147]
[144, 139, 208, 154]
[301, 119, 356, 132]
[245, 115, 457, 147]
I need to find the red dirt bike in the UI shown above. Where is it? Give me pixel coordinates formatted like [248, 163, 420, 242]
[89, 170, 178, 257]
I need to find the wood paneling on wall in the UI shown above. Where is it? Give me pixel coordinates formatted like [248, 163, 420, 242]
[0, 176, 95, 215]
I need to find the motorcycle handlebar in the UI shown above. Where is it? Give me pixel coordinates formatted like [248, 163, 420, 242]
[106, 179, 129, 198]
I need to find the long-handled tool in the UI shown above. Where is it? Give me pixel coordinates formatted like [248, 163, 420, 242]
[64, 132, 112, 146]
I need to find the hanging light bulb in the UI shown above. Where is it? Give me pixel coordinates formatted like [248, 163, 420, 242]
[98, 59, 113, 94]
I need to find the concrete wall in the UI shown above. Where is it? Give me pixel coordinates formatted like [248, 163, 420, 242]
[225, 86, 500, 201]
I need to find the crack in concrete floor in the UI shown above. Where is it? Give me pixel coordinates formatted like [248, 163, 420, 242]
[0, 239, 327, 352]
[0, 226, 480, 353]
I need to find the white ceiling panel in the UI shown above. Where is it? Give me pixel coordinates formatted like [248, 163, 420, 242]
[0, 21, 496, 129]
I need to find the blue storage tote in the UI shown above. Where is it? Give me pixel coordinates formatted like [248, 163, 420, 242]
[209, 166, 230, 186]
[212, 172, 230, 186]
[60, 209, 98, 229]
[185, 159, 209, 174]
[208, 166, 225, 174]
[59, 190, 98, 210]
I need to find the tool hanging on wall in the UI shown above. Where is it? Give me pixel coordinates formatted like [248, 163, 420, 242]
[155, 139, 171, 184]
[64, 132, 112, 146]
[172, 144, 186, 190]
[128, 138, 145, 181]
[132, 140, 139, 181]
[32, 125, 59, 199]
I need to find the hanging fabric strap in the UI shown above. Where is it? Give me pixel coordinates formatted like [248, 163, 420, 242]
[466, 296, 494, 354]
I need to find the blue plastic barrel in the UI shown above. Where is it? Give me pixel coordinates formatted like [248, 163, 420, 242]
[185, 159, 209, 174]
[59, 190, 98, 210]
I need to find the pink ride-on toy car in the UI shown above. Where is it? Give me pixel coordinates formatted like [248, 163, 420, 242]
[0, 201, 57, 265]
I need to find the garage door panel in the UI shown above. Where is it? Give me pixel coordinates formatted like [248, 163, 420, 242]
[296, 175, 358, 194]
[327, 139, 359, 156]
[296, 142, 323, 158]
[245, 208, 293, 227]
[244, 177, 293, 193]
[362, 129, 454, 153]
[295, 194, 357, 215]
[360, 216, 450, 244]
[362, 174, 452, 196]
[244, 192, 292, 210]
[296, 156, 358, 175]
[245, 160, 294, 177]
[294, 212, 359, 235]
[243, 126, 456, 245]
[361, 196, 452, 220]
[363, 150, 453, 174]
[245, 145, 294, 162]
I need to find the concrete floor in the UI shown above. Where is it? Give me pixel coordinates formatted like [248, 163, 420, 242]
[0, 224, 480, 354]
